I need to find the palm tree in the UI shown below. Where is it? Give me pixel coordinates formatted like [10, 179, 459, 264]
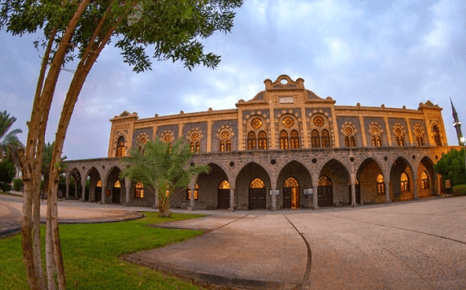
[0, 111, 23, 168]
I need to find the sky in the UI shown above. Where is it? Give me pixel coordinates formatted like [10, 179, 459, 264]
[1, 0, 466, 160]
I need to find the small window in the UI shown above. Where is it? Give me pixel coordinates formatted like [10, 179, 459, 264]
[396, 136, 404, 146]
[258, 131, 267, 150]
[377, 174, 385, 195]
[421, 171, 429, 189]
[114, 180, 121, 188]
[311, 130, 320, 148]
[350, 136, 356, 147]
[280, 130, 289, 149]
[186, 183, 199, 200]
[401, 173, 409, 191]
[135, 182, 144, 198]
[248, 131, 256, 150]
[433, 125, 442, 146]
[96, 180, 102, 187]
[321, 130, 330, 148]
[219, 180, 230, 189]
[250, 178, 265, 189]
[116, 136, 125, 157]
[417, 136, 424, 146]
[318, 176, 332, 186]
[290, 130, 300, 149]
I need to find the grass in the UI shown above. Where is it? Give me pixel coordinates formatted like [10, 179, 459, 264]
[0, 212, 206, 289]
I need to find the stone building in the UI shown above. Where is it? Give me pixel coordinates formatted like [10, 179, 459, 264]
[64, 75, 455, 211]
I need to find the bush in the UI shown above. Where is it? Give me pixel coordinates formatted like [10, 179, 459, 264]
[453, 185, 466, 196]
[12, 179, 23, 191]
[0, 182, 12, 192]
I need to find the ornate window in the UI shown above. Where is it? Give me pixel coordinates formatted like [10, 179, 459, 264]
[219, 180, 230, 189]
[248, 131, 257, 150]
[114, 180, 121, 188]
[313, 116, 325, 127]
[137, 133, 149, 152]
[284, 177, 299, 188]
[186, 183, 199, 200]
[400, 173, 409, 191]
[258, 131, 267, 150]
[163, 133, 172, 143]
[342, 123, 357, 148]
[219, 128, 232, 152]
[280, 130, 289, 149]
[188, 130, 201, 153]
[116, 136, 125, 157]
[251, 118, 263, 129]
[413, 124, 424, 146]
[421, 171, 429, 189]
[282, 117, 294, 128]
[432, 125, 442, 146]
[392, 124, 405, 147]
[377, 174, 385, 195]
[311, 130, 320, 148]
[369, 123, 382, 147]
[318, 176, 332, 186]
[250, 178, 265, 189]
[321, 130, 330, 148]
[135, 182, 144, 198]
[290, 130, 300, 149]
[96, 180, 102, 187]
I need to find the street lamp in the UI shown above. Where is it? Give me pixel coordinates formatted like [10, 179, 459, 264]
[461, 136, 466, 181]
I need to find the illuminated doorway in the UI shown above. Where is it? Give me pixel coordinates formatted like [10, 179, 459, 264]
[283, 177, 300, 209]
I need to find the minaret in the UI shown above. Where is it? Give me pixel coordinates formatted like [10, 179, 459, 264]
[451, 98, 464, 145]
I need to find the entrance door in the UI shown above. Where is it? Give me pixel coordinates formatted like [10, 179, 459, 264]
[113, 188, 120, 204]
[249, 178, 266, 209]
[218, 180, 230, 209]
[283, 177, 300, 209]
[318, 176, 333, 207]
[95, 188, 102, 202]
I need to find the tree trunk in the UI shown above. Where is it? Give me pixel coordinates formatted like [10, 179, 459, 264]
[158, 195, 171, 217]
[46, 180, 56, 290]
[32, 183, 46, 288]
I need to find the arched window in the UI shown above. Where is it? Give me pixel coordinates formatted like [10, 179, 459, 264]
[116, 136, 125, 157]
[318, 176, 332, 186]
[258, 131, 267, 150]
[345, 136, 350, 147]
[186, 183, 199, 200]
[433, 125, 442, 146]
[321, 130, 330, 148]
[350, 136, 356, 147]
[396, 136, 404, 146]
[250, 178, 265, 188]
[290, 130, 300, 149]
[421, 171, 430, 189]
[114, 180, 121, 188]
[221, 140, 232, 152]
[190, 142, 195, 153]
[377, 174, 385, 195]
[284, 177, 299, 188]
[219, 180, 230, 189]
[195, 142, 200, 153]
[135, 182, 144, 198]
[280, 130, 289, 149]
[376, 136, 382, 147]
[248, 131, 256, 150]
[416, 136, 424, 146]
[137, 136, 147, 153]
[96, 180, 102, 187]
[400, 173, 409, 191]
[311, 130, 320, 148]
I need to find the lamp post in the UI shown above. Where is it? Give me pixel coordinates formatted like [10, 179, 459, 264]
[461, 136, 466, 181]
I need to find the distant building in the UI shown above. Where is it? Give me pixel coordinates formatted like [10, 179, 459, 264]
[64, 75, 455, 210]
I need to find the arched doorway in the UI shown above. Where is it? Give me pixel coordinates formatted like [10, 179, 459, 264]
[218, 180, 230, 209]
[283, 177, 300, 209]
[95, 180, 102, 202]
[318, 176, 333, 207]
[348, 178, 360, 205]
[113, 180, 121, 204]
[249, 178, 266, 209]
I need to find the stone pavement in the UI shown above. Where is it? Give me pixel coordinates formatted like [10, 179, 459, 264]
[2, 193, 466, 289]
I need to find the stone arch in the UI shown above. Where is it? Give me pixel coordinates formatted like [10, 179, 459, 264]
[356, 158, 385, 204]
[235, 162, 271, 210]
[192, 163, 230, 210]
[84, 167, 101, 202]
[318, 159, 351, 206]
[69, 167, 83, 199]
[104, 165, 126, 204]
[277, 161, 312, 209]
[389, 156, 414, 201]
[417, 156, 436, 198]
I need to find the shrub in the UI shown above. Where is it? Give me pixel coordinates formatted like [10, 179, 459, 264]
[452, 184, 466, 196]
[0, 182, 12, 192]
[13, 179, 23, 191]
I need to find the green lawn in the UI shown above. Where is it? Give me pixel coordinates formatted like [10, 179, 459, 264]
[0, 212, 206, 289]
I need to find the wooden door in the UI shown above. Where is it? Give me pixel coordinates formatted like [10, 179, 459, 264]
[217, 189, 230, 209]
[249, 188, 266, 209]
[318, 186, 333, 207]
[283, 188, 291, 209]
[113, 188, 120, 204]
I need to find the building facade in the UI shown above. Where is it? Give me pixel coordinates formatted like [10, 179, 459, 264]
[64, 75, 455, 210]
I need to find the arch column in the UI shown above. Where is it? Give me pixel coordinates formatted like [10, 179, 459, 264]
[65, 173, 70, 199]
[312, 173, 319, 210]
[101, 185, 106, 204]
[125, 177, 131, 206]
[413, 175, 419, 200]
[188, 177, 196, 211]
[350, 173, 357, 207]
[229, 186, 235, 211]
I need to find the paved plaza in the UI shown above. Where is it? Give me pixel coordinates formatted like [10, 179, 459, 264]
[1, 194, 466, 289]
